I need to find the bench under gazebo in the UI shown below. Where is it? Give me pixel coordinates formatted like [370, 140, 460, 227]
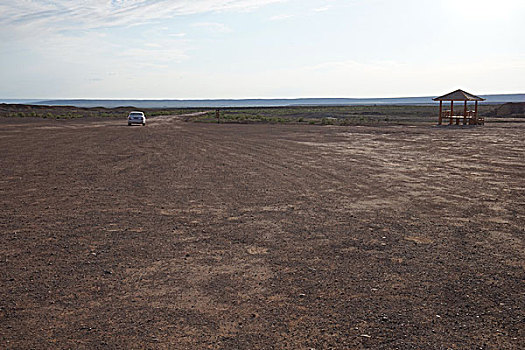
[434, 89, 485, 125]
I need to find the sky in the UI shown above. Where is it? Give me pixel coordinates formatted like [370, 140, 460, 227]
[0, 0, 524, 99]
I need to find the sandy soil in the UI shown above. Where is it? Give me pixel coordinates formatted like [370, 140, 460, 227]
[1, 116, 524, 349]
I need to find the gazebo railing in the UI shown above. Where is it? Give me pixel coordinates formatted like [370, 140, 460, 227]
[440, 110, 483, 125]
[441, 110, 476, 117]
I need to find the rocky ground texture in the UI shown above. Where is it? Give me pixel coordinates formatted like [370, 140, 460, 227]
[1, 116, 524, 349]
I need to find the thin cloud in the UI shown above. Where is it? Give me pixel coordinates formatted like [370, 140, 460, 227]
[191, 22, 232, 33]
[313, 5, 332, 12]
[0, 0, 287, 31]
[269, 14, 294, 21]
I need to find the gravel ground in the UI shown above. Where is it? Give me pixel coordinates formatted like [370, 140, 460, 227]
[1, 116, 524, 349]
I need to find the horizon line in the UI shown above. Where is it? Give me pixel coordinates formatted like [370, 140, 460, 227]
[2, 92, 524, 101]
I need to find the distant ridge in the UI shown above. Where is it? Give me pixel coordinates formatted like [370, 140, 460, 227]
[2, 94, 523, 108]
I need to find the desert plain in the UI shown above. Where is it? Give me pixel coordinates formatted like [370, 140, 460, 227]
[1, 109, 524, 349]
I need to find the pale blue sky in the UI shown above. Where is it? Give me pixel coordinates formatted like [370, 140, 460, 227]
[0, 0, 524, 99]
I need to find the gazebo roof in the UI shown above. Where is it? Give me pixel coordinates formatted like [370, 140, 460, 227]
[433, 89, 485, 101]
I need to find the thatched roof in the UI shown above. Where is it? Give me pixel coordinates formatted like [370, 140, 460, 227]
[433, 89, 485, 101]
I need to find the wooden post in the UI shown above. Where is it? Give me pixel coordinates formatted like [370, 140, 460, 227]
[216, 109, 220, 124]
[450, 101, 454, 125]
[463, 101, 467, 125]
[474, 101, 478, 125]
[438, 101, 442, 125]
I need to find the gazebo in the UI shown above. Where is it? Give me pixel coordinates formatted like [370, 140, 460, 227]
[433, 89, 485, 125]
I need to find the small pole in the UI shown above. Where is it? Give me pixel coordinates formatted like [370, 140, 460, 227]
[474, 101, 478, 124]
[438, 101, 443, 125]
[450, 101, 454, 125]
[216, 109, 220, 124]
[463, 101, 467, 125]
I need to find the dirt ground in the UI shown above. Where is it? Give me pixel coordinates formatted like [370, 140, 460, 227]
[1, 115, 524, 349]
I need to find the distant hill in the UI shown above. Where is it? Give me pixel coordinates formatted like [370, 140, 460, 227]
[1, 94, 523, 108]
[494, 102, 525, 117]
